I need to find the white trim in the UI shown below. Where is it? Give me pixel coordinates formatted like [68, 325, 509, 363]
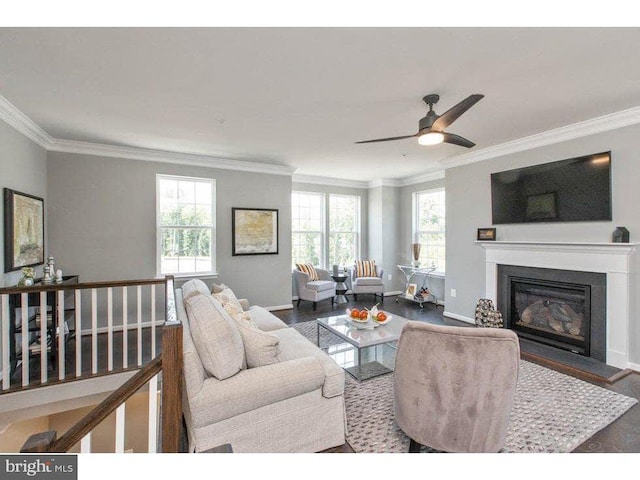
[292, 174, 368, 189]
[49, 138, 296, 176]
[443, 311, 475, 324]
[367, 178, 403, 188]
[394, 170, 446, 187]
[383, 291, 404, 296]
[81, 320, 165, 336]
[265, 304, 294, 311]
[628, 362, 640, 373]
[0, 95, 53, 148]
[440, 105, 640, 169]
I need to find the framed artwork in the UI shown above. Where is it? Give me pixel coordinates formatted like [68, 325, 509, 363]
[4, 188, 45, 272]
[477, 228, 497, 241]
[232, 208, 279, 256]
[405, 283, 417, 298]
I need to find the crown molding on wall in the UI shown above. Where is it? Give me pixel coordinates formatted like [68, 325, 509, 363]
[439, 105, 640, 170]
[292, 174, 369, 189]
[0, 95, 53, 148]
[49, 138, 297, 176]
[396, 169, 446, 186]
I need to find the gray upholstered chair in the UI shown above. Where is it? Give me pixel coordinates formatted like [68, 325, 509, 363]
[293, 268, 336, 310]
[349, 264, 385, 302]
[393, 321, 520, 453]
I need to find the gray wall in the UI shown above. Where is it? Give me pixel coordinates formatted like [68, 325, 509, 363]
[445, 123, 640, 363]
[368, 186, 403, 293]
[399, 178, 446, 302]
[0, 121, 48, 286]
[47, 152, 292, 309]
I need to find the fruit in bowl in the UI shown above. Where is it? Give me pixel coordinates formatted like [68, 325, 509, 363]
[346, 308, 369, 322]
[373, 310, 392, 324]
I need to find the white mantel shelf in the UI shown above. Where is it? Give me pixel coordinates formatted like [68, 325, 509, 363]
[478, 240, 636, 369]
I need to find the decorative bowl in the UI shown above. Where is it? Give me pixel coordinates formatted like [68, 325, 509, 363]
[372, 313, 393, 325]
[345, 308, 369, 322]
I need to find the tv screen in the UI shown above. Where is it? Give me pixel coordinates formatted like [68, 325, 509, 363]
[491, 152, 611, 224]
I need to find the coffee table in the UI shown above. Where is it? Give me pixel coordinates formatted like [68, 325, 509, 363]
[316, 313, 409, 381]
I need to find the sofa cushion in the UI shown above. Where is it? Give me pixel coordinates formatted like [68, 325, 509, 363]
[184, 294, 245, 380]
[273, 328, 345, 398]
[248, 306, 288, 332]
[354, 276, 383, 286]
[212, 285, 244, 312]
[182, 278, 211, 302]
[222, 301, 257, 328]
[306, 280, 335, 292]
[233, 319, 281, 368]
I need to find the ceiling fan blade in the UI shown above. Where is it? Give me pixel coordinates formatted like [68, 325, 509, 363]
[355, 133, 417, 144]
[442, 132, 476, 148]
[431, 94, 484, 132]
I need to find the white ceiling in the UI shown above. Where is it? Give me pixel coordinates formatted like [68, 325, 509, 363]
[1, 27, 640, 181]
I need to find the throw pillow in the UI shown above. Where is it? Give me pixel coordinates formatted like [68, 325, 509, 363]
[296, 263, 319, 281]
[355, 259, 376, 277]
[231, 315, 280, 368]
[184, 294, 244, 380]
[181, 278, 211, 301]
[212, 286, 244, 312]
[211, 283, 227, 294]
[223, 301, 258, 329]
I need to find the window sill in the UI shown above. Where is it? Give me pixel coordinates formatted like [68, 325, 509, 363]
[157, 272, 219, 280]
[429, 271, 445, 278]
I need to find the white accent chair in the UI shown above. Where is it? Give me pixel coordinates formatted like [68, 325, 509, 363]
[293, 268, 336, 310]
[349, 265, 385, 302]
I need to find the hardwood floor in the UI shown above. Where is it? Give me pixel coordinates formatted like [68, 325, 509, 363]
[273, 294, 640, 453]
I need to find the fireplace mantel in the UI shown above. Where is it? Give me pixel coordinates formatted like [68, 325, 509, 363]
[478, 240, 636, 369]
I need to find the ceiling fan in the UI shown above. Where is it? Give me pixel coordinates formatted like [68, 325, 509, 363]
[356, 93, 484, 148]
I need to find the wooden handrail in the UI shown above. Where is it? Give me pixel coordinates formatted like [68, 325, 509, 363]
[0, 277, 165, 295]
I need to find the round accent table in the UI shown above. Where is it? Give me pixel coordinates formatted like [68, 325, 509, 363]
[331, 274, 349, 305]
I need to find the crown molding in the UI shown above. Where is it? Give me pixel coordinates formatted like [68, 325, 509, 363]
[396, 169, 446, 186]
[440, 105, 640, 169]
[292, 174, 368, 189]
[48, 138, 296, 176]
[0, 95, 53, 148]
[367, 178, 403, 188]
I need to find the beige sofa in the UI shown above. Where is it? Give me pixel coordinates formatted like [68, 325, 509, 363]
[176, 279, 347, 453]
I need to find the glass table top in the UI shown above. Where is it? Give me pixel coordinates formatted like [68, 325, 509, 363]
[317, 313, 409, 348]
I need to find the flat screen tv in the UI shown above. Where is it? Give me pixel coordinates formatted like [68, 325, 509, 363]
[491, 151, 611, 224]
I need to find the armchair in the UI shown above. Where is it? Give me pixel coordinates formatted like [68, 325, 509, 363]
[349, 263, 385, 302]
[393, 321, 520, 453]
[293, 268, 336, 310]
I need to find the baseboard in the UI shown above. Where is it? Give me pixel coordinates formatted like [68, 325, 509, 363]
[443, 311, 475, 324]
[81, 320, 164, 336]
[627, 361, 640, 373]
[384, 291, 403, 296]
[265, 304, 294, 311]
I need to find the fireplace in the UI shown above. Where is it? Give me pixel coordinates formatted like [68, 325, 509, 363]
[497, 265, 606, 362]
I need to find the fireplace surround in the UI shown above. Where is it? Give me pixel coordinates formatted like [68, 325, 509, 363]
[479, 241, 635, 369]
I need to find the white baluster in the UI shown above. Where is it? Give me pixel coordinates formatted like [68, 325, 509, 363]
[75, 290, 81, 377]
[115, 403, 126, 453]
[122, 287, 128, 369]
[80, 432, 92, 453]
[151, 285, 156, 358]
[40, 292, 47, 383]
[137, 286, 142, 367]
[107, 287, 113, 371]
[148, 375, 158, 453]
[57, 290, 65, 381]
[91, 289, 98, 375]
[21, 293, 29, 387]
[1, 294, 10, 390]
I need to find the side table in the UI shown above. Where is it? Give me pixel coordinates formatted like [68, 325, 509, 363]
[331, 274, 349, 304]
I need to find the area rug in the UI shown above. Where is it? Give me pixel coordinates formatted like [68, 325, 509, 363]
[291, 321, 638, 453]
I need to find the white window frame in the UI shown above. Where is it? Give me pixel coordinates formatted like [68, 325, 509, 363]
[412, 187, 445, 273]
[291, 191, 326, 268]
[328, 193, 361, 268]
[156, 174, 217, 277]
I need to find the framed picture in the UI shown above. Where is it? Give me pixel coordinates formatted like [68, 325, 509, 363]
[405, 283, 417, 298]
[232, 208, 279, 256]
[477, 228, 497, 241]
[526, 192, 558, 221]
[4, 188, 45, 272]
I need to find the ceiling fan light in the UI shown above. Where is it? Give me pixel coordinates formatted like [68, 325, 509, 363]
[418, 132, 444, 146]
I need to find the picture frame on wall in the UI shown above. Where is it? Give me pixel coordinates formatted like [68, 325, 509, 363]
[232, 207, 279, 256]
[477, 228, 497, 241]
[4, 188, 45, 272]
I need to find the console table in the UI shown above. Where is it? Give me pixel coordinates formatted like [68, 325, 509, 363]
[396, 265, 436, 308]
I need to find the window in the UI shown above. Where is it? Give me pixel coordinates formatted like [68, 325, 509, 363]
[413, 189, 445, 271]
[291, 192, 324, 267]
[329, 194, 360, 268]
[157, 175, 216, 276]
[291, 191, 361, 269]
